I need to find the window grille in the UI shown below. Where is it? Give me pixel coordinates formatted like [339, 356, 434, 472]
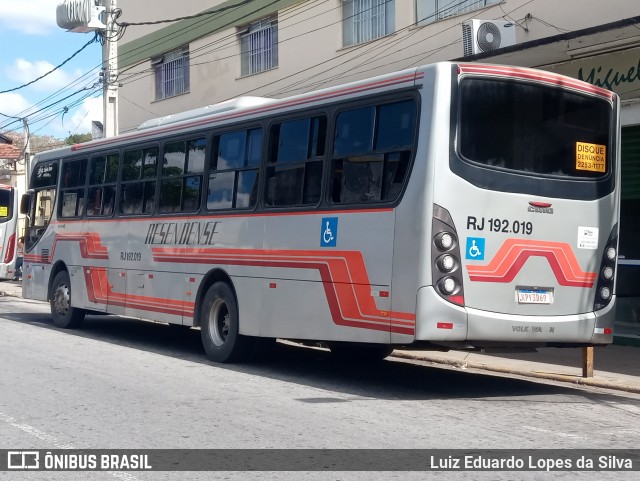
[343, 0, 394, 47]
[417, 0, 499, 25]
[240, 18, 278, 77]
[154, 48, 190, 100]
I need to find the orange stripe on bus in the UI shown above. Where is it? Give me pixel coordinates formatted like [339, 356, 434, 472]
[467, 239, 597, 287]
[151, 247, 417, 331]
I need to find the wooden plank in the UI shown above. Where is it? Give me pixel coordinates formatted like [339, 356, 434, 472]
[582, 346, 594, 378]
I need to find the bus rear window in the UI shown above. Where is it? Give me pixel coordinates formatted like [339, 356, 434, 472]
[458, 78, 612, 179]
[0, 190, 11, 220]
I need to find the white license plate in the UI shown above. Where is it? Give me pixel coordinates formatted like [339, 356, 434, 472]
[517, 289, 553, 304]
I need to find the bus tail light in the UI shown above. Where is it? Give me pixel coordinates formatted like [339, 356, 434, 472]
[593, 225, 617, 311]
[4, 233, 15, 264]
[432, 204, 465, 306]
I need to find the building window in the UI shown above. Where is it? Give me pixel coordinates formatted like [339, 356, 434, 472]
[240, 18, 278, 77]
[153, 48, 190, 100]
[342, 0, 395, 47]
[417, 0, 499, 25]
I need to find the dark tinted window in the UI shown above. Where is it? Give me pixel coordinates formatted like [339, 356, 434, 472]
[276, 118, 324, 163]
[459, 78, 612, 178]
[120, 146, 158, 216]
[208, 128, 262, 210]
[330, 99, 416, 205]
[163, 142, 186, 176]
[334, 106, 374, 156]
[160, 138, 204, 213]
[376, 100, 416, 150]
[0, 189, 11, 221]
[60, 159, 87, 218]
[163, 138, 205, 176]
[31, 161, 58, 188]
[87, 154, 119, 217]
[89, 154, 119, 185]
[265, 117, 325, 207]
[61, 159, 86, 188]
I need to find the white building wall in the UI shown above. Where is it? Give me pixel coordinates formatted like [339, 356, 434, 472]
[117, 0, 640, 132]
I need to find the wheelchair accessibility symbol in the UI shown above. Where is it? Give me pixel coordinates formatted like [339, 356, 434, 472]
[465, 237, 485, 260]
[321, 217, 338, 247]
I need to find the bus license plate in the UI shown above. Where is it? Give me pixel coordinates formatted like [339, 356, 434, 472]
[517, 288, 553, 304]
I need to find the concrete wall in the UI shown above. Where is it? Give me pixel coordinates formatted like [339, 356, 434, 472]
[117, 0, 640, 132]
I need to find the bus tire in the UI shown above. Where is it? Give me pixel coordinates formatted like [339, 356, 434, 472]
[328, 342, 394, 362]
[200, 281, 251, 363]
[50, 271, 85, 329]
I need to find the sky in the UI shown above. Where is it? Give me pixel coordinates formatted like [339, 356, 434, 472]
[0, 0, 104, 139]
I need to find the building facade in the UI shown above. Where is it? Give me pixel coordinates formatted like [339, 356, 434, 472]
[117, 0, 640, 337]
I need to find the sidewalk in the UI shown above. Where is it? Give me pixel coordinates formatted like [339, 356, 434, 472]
[1, 279, 638, 393]
[393, 346, 640, 394]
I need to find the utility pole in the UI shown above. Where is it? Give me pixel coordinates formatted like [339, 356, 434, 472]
[56, 0, 116, 138]
[102, 0, 119, 138]
[22, 118, 31, 190]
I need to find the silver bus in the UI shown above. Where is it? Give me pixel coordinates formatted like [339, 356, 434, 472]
[20, 62, 620, 362]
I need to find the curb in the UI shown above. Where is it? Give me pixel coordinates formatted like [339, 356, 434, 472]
[391, 351, 640, 394]
[0, 290, 21, 298]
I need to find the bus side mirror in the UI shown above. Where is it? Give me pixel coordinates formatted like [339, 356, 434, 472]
[20, 191, 34, 215]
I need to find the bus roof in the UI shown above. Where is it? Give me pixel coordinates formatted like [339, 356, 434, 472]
[31, 61, 614, 163]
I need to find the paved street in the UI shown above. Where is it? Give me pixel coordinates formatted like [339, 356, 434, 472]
[1, 296, 640, 480]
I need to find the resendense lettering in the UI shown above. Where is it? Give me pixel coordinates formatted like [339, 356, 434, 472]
[145, 221, 220, 245]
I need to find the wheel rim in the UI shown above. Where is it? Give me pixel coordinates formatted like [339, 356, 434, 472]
[53, 283, 71, 317]
[207, 298, 230, 347]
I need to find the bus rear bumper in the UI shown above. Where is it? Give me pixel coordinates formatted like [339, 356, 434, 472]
[415, 287, 615, 345]
[465, 304, 614, 345]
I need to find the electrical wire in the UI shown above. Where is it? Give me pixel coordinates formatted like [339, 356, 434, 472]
[116, 0, 256, 27]
[2, 0, 524, 137]
[0, 82, 100, 132]
[529, 15, 571, 33]
[116, 0, 394, 89]
[0, 33, 99, 95]
[115, 0, 487, 132]
[115, 0, 287, 85]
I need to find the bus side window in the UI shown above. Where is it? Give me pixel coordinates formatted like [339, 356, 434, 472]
[340, 155, 383, 203]
[87, 153, 119, 217]
[331, 99, 415, 205]
[160, 138, 204, 213]
[120, 147, 157, 215]
[209, 128, 262, 211]
[264, 117, 325, 207]
[60, 158, 87, 218]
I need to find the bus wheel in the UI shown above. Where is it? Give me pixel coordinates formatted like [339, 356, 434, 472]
[328, 342, 394, 362]
[50, 271, 85, 328]
[200, 282, 251, 363]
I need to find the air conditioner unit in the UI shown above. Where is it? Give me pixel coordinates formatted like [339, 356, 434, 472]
[462, 19, 517, 56]
[56, 0, 106, 33]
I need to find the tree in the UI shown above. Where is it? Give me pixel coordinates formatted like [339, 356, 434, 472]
[65, 133, 93, 145]
[0, 131, 65, 154]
